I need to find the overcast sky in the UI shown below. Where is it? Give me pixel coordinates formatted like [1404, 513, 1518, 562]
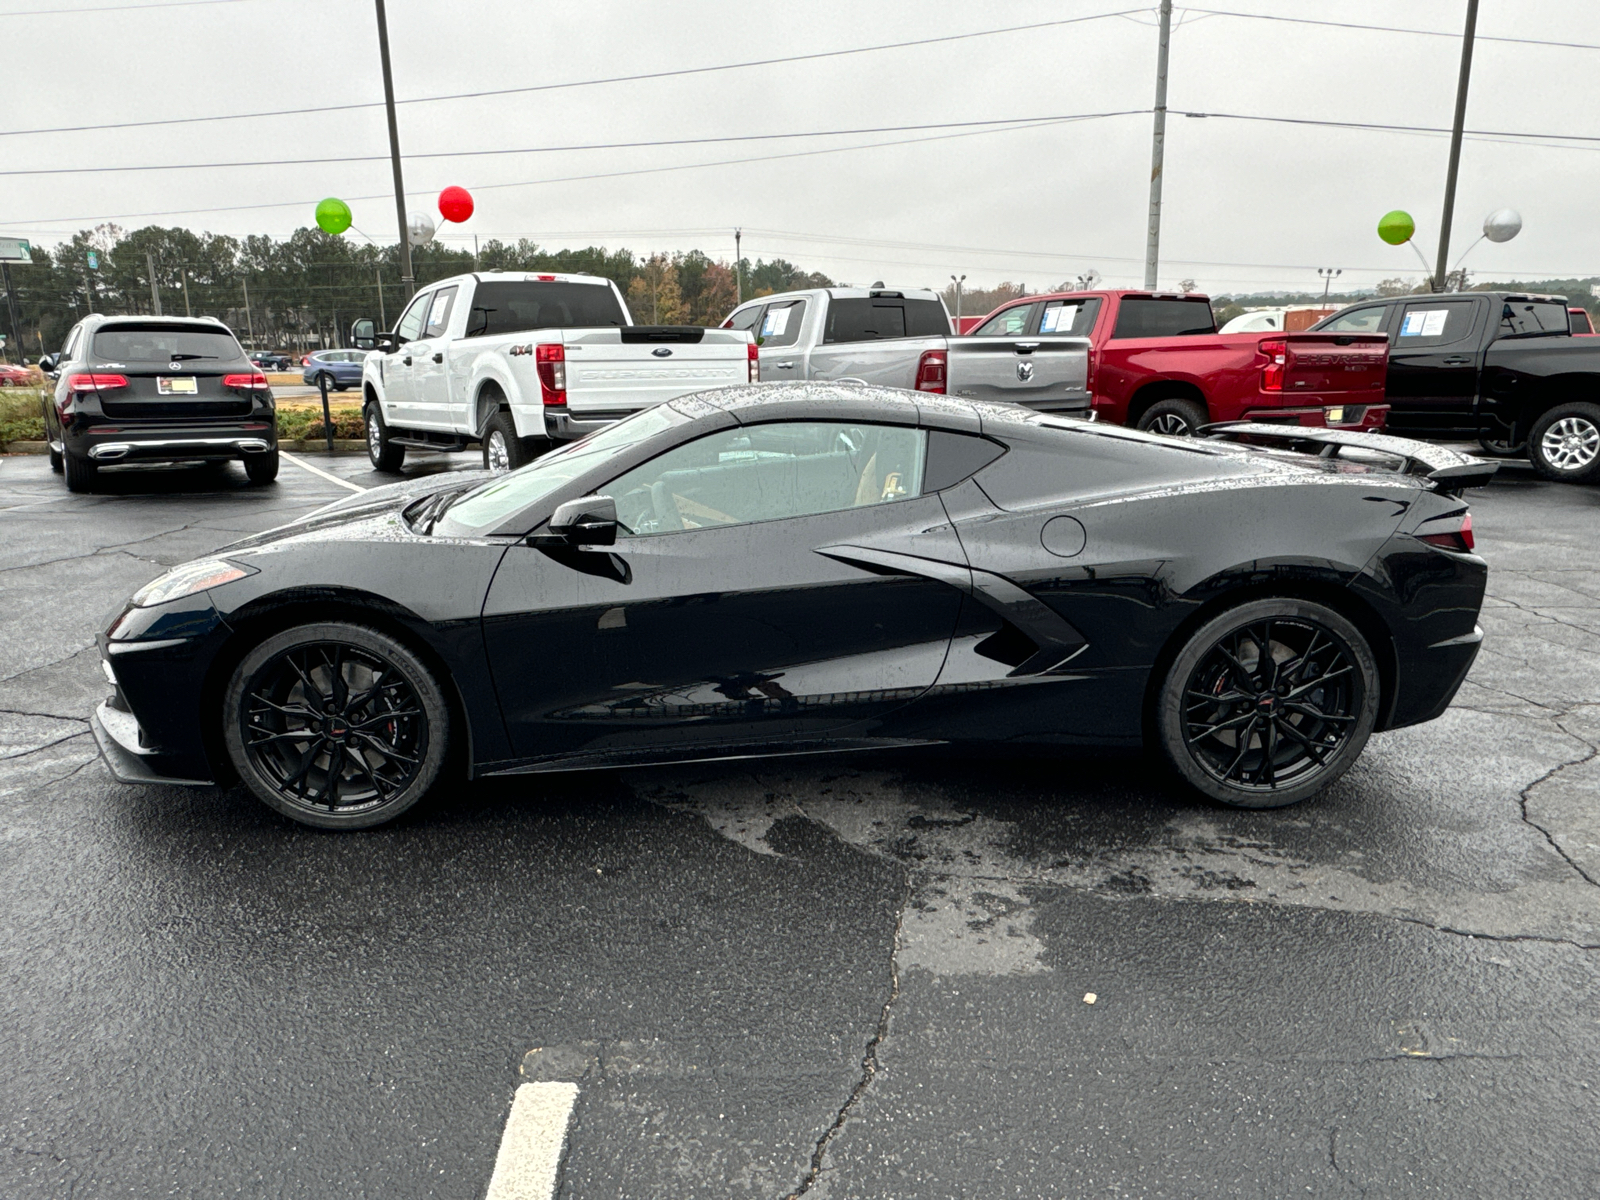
[4, 0, 1597, 296]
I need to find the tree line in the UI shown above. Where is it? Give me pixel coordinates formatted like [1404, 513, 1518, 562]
[0, 223, 833, 359]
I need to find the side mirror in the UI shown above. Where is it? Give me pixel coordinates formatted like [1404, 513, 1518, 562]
[531, 495, 618, 547]
[350, 318, 377, 350]
[375, 331, 398, 353]
[38, 353, 57, 375]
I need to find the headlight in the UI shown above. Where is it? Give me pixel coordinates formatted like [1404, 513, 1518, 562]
[130, 559, 257, 607]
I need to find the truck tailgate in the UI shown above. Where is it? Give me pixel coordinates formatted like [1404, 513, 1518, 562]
[563, 327, 751, 414]
[1280, 333, 1389, 397]
[947, 337, 1089, 408]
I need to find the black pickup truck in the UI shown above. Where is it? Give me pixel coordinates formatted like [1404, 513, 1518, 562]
[1311, 292, 1600, 483]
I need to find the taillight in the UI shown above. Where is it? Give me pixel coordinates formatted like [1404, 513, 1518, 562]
[915, 349, 947, 394]
[1260, 338, 1287, 391]
[747, 341, 760, 383]
[222, 371, 269, 390]
[536, 274, 556, 282]
[1418, 512, 1474, 552]
[67, 373, 129, 392]
[536, 343, 566, 405]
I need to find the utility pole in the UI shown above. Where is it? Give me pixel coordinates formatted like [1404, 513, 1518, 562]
[1319, 267, 1342, 300]
[376, 266, 387, 328]
[1434, 0, 1479, 293]
[1143, 0, 1173, 290]
[146, 252, 162, 315]
[473, 234, 480, 272]
[1, 263, 22, 356]
[950, 274, 966, 326]
[181, 267, 192, 317]
[373, 0, 415, 299]
[242, 276, 255, 345]
[734, 228, 742, 304]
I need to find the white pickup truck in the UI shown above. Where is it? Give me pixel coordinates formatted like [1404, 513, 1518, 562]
[351, 271, 757, 473]
[720, 286, 1090, 410]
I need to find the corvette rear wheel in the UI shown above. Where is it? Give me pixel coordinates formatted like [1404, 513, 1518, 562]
[224, 622, 448, 829]
[1156, 599, 1379, 809]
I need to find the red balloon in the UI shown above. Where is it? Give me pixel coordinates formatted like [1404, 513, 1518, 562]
[438, 185, 474, 223]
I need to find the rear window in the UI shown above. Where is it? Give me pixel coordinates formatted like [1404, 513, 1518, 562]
[463, 281, 628, 338]
[1499, 300, 1570, 339]
[824, 297, 950, 343]
[1110, 298, 1216, 339]
[92, 324, 242, 362]
[1573, 309, 1595, 334]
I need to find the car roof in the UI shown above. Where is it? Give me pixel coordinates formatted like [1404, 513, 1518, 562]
[90, 314, 232, 328]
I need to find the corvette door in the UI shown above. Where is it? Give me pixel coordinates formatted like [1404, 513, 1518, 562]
[481, 420, 967, 765]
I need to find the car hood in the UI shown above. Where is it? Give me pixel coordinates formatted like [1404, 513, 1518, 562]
[220, 468, 495, 553]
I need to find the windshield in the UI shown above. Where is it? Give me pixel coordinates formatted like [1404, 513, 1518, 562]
[436, 405, 688, 536]
[463, 281, 628, 338]
[93, 324, 243, 362]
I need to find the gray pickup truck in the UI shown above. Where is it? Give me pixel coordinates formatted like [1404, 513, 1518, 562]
[721, 286, 1089, 413]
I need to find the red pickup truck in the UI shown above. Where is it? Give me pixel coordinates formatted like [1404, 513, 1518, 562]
[966, 290, 1390, 435]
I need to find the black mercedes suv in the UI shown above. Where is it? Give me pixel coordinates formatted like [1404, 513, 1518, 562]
[39, 315, 278, 492]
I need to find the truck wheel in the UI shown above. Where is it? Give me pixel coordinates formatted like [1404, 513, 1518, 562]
[365, 403, 406, 473]
[482, 410, 549, 472]
[1528, 402, 1600, 484]
[63, 451, 97, 493]
[1477, 432, 1527, 457]
[1137, 398, 1209, 437]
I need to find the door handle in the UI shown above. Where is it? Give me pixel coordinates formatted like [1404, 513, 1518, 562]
[403, 356, 412, 365]
[773, 362, 795, 370]
[1442, 356, 1472, 365]
[432, 353, 444, 363]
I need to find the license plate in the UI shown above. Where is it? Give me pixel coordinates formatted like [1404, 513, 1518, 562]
[157, 376, 198, 395]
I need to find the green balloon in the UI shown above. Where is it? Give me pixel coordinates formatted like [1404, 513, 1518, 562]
[315, 197, 352, 236]
[1377, 209, 1415, 246]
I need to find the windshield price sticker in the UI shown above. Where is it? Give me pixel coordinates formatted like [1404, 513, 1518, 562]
[1400, 309, 1450, 338]
[762, 306, 792, 337]
[1040, 302, 1082, 334]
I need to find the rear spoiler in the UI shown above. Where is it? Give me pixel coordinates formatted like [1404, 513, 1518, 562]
[1200, 422, 1498, 495]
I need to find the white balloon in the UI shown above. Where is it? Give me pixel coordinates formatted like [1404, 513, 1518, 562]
[407, 212, 436, 247]
[1483, 208, 1522, 244]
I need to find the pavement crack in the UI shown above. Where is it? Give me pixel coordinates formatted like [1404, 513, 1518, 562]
[3, 729, 92, 760]
[1518, 720, 1600, 889]
[782, 877, 909, 1200]
[0, 707, 89, 723]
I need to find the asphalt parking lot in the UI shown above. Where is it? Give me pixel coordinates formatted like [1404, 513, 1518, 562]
[2, 448, 1597, 1198]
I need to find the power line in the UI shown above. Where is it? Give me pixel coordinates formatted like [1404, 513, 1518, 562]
[0, 0, 244, 13]
[1179, 109, 1600, 147]
[0, 111, 1144, 177]
[0, 8, 1148, 138]
[1181, 7, 1600, 52]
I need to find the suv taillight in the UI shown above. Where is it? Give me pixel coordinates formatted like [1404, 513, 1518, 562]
[1260, 338, 1287, 391]
[222, 371, 269, 390]
[915, 349, 947, 394]
[67, 373, 129, 392]
[1418, 511, 1474, 552]
[748, 341, 760, 383]
[536, 343, 566, 405]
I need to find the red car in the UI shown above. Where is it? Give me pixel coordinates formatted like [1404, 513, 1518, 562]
[0, 362, 33, 386]
[966, 290, 1390, 435]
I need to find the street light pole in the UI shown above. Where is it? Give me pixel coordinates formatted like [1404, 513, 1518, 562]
[950, 274, 965, 326]
[1143, 0, 1173, 290]
[1319, 268, 1342, 300]
[1434, 0, 1479, 294]
[373, 0, 415, 301]
[734, 228, 743, 304]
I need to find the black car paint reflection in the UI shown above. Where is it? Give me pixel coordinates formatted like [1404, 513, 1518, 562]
[94, 384, 1488, 795]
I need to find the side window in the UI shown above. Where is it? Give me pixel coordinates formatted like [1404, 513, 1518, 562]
[395, 293, 430, 343]
[1498, 300, 1569, 339]
[974, 303, 1039, 337]
[1039, 297, 1101, 336]
[758, 299, 806, 347]
[62, 325, 82, 361]
[726, 304, 765, 334]
[1319, 305, 1388, 334]
[423, 285, 458, 338]
[605, 421, 928, 536]
[1395, 300, 1476, 347]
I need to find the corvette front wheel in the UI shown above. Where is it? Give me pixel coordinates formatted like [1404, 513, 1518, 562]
[1155, 598, 1379, 809]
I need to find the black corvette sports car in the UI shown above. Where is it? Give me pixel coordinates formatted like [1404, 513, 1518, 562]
[90, 383, 1493, 829]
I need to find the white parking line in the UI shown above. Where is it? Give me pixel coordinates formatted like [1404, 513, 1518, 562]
[280, 450, 367, 493]
[484, 1082, 580, 1200]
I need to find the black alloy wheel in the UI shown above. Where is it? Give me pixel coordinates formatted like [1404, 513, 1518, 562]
[1156, 598, 1379, 808]
[1138, 398, 1209, 437]
[224, 622, 448, 829]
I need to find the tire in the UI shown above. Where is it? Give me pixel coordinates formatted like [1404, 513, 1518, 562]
[49, 445, 63, 473]
[481, 409, 548, 472]
[365, 402, 406, 473]
[63, 451, 97, 493]
[1137, 398, 1209, 437]
[1155, 598, 1380, 809]
[1477, 432, 1526, 457]
[244, 448, 280, 485]
[317, 371, 337, 392]
[223, 622, 449, 830]
[1527, 402, 1600, 484]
